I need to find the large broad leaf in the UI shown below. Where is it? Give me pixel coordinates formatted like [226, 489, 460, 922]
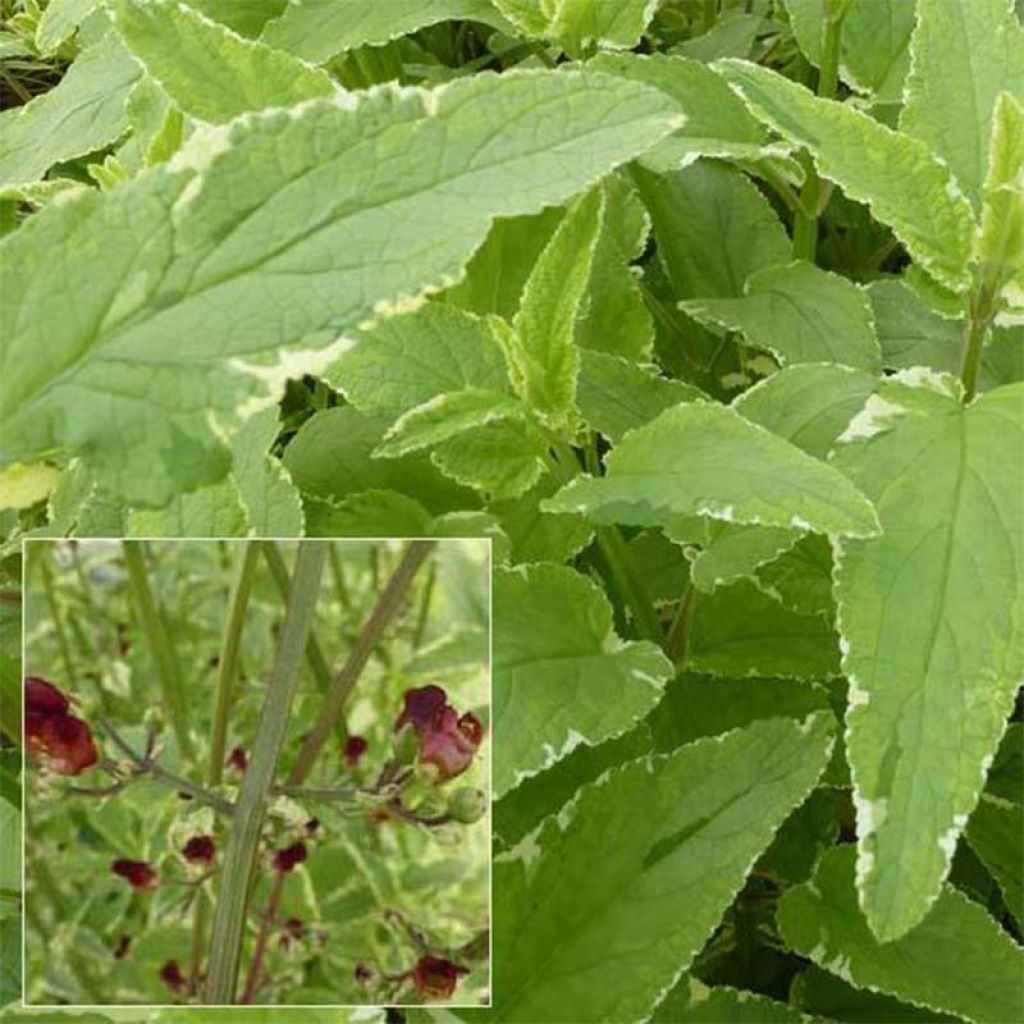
[682, 261, 882, 371]
[35, 0, 101, 53]
[260, 0, 508, 63]
[546, 401, 880, 538]
[492, 563, 671, 798]
[501, 186, 602, 434]
[493, 713, 835, 1021]
[633, 160, 790, 299]
[900, 0, 1024, 212]
[832, 375, 1024, 941]
[967, 794, 1023, 928]
[0, 31, 140, 186]
[717, 60, 976, 292]
[495, 0, 657, 56]
[112, 0, 335, 123]
[778, 846, 1024, 1024]
[652, 978, 803, 1023]
[0, 70, 680, 506]
[588, 52, 787, 170]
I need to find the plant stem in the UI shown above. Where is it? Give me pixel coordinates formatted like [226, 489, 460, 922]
[263, 541, 336, 699]
[327, 543, 350, 609]
[240, 870, 286, 1004]
[665, 583, 697, 667]
[204, 542, 326, 1003]
[701, 0, 718, 33]
[38, 550, 77, 689]
[122, 542, 194, 761]
[792, 0, 846, 262]
[208, 544, 261, 785]
[594, 527, 664, 644]
[288, 541, 436, 785]
[961, 272, 1000, 402]
[413, 562, 437, 649]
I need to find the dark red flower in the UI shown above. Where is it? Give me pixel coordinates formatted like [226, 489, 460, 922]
[272, 841, 307, 874]
[342, 734, 368, 768]
[394, 686, 484, 783]
[227, 746, 247, 772]
[159, 959, 186, 992]
[25, 676, 69, 717]
[355, 963, 373, 985]
[111, 859, 158, 891]
[305, 817, 320, 836]
[279, 916, 305, 949]
[411, 955, 468, 1001]
[182, 835, 215, 865]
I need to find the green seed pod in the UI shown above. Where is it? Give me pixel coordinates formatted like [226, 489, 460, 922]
[447, 787, 486, 825]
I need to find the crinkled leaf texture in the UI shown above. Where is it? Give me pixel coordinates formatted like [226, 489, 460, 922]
[778, 846, 1024, 1024]
[0, 70, 681, 506]
[833, 375, 1024, 941]
[492, 713, 835, 1021]
[492, 562, 671, 798]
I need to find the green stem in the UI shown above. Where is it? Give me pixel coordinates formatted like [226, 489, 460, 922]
[665, 583, 697, 667]
[263, 542, 335, 699]
[122, 542, 194, 761]
[792, 1, 846, 262]
[205, 542, 326, 1004]
[208, 543, 260, 787]
[327, 544, 350, 609]
[288, 541, 436, 785]
[960, 273, 1000, 402]
[701, 0, 718, 33]
[413, 562, 437, 650]
[38, 551, 77, 689]
[240, 870, 286, 1003]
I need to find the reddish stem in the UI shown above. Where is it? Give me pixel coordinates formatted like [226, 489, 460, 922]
[240, 870, 287, 1004]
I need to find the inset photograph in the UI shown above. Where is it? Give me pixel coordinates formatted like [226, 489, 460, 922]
[23, 538, 490, 1007]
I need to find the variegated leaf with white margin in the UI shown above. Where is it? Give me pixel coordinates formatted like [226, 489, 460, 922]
[0, 70, 681, 506]
[716, 59, 976, 292]
[492, 713, 835, 1021]
[494, 0, 659, 57]
[545, 400, 881, 539]
[899, 0, 1024, 213]
[832, 372, 1024, 941]
[492, 562, 671, 798]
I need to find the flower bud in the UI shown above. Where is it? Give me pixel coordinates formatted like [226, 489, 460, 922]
[182, 834, 215, 865]
[343, 734, 368, 768]
[111, 859, 158, 891]
[143, 706, 165, 735]
[447, 787, 486, 824]
[411, 955, 468, 1001]
[159, 959, 186, 993]
[272, 841, 307, 874]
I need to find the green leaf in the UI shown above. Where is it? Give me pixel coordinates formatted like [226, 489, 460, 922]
[546, 400, 881, 538]
[899, 0, 1024, 211]
[492, 562, 671, 798]
[304, 489, 432, 537]
[782, 0, 915, 103]
[588, 52, 786, 170]
[717, 60, 976, 291]
[189, 0, 290, 38]
[493, 713, 835, 1021]
[647, 672, 833, 752]
[778, 846, 1024, 1024]
[577, 349, 702, 442]
[734, 363, 880, 459]
[976, 92, 1024, 317]
[35, 0, 100, 53]
[0, 800, 19, 891]
[866, 279, 964, 372]
[489, 474, 592, 565]
[966, 794, 1024, 928]
[501, 186, 603, 434]
[686, 579, 840, 679]
[260, 0, 507, 63]
[0, 70, 681, 504]
[329, 302, 511, 418]
[376, 388, 526, 459]
[683, 261, 883, 371]
[111, 0, 336, 123]
[633, 160, 791, 299]
[688, 524, 798, 593]
[576, 174, 654, 361]
[0, 31, 140, 186]
[652, 977, 803, 1022]
[127, 476, 248, 536]
[230, 407, 304, 535]
[833, 376, 1024, 940]
[495, 0, 657, 56]
[0, 914, 21, 1010]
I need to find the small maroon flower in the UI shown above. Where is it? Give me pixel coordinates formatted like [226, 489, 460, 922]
[24, 678, 98, 776]
[304, 817, 320, 836]
[272, 841, 307, 874]
[111, 858, 158, 891]
[395, 686, 484, 783]
[342, 734, 368, 768]
[159, 959, 186, 993]
[25, 676, 69, 717]
[113, 934, 131, 960]
[279, 916, 305, 949]
[411, 955, 468, 1001]
[182, 835, 215, 865]
[227, 746, 247, 772]
[355, 963, 373, 986]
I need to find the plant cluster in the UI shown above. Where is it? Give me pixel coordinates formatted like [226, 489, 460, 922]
[22, 540, 490, 1007]
[0, 0, 1022, 1022]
